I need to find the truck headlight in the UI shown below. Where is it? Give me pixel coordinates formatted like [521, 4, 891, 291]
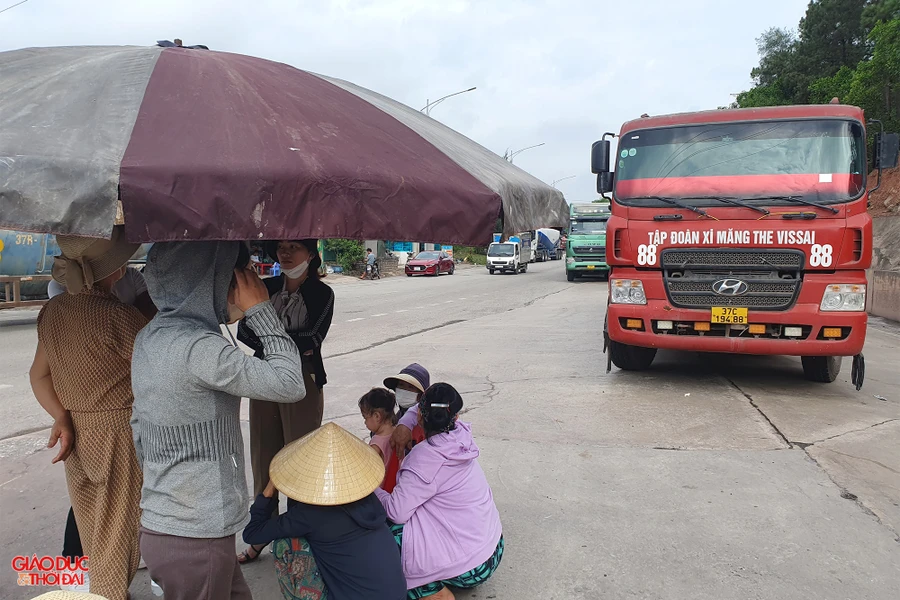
[820, 284, 866, 311]
[610, 279, 647, 305]
[566, 257, 575, 265]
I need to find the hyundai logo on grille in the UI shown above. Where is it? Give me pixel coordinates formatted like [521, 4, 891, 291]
[712, 278, 749, 296]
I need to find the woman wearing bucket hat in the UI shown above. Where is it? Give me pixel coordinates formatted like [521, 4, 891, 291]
[237, 239, 335, 563]
[384, 363, 430, 456]
[242, 422, 406, 599]
[29, 226, 147, 600]
[376, 383, 504, 600]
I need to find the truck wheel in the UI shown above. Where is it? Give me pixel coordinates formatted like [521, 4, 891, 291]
[522, 263, 528, 273]
[566, 271, 576, 282]
[801, 356, 842, 383]
[489, 269, 495, 275]
[609, 340, 657, 371]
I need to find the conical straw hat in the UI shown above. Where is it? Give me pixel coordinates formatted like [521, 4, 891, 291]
[269, 422, 386, 506]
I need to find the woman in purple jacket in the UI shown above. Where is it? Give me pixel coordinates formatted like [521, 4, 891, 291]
[375, 383, 504, 600]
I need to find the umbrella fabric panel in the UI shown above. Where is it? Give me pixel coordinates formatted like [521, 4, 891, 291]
[319, 74, 570, 236]
[0, 46, 161, 238]
[119, 48, 500, 245]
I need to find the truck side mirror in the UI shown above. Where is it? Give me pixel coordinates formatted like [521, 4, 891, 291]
[597, 171, 614, 194]
[875, 133, 900, 169]
[591, 140, 611, 174]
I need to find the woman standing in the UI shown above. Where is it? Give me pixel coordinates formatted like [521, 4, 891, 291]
[29, 227, 146, 600]
[237, 239, 335, 563]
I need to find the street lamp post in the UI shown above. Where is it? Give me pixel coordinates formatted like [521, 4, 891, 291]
[551, 175, 577, 188]
[505, 142, 545, 163]
[421, 87, 477, 116]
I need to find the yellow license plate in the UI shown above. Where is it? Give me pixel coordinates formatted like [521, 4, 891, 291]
[711, 307, 748, 324]
[586, 265, 595, 269]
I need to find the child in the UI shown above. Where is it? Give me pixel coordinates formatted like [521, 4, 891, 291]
[359, 388, 401, 492]
[383, 363, 430, 456]
[243, 423, 406, 600]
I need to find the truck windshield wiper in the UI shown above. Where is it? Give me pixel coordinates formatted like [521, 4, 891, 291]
[688, 195, 770, 216]
[749, 195, 839, 214]
[629, 196, 710, 218]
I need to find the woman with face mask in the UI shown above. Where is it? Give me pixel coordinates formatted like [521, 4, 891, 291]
[235, 239, 335, 564]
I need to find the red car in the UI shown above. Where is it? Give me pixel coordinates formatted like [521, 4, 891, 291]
[405, 251, 455, 277]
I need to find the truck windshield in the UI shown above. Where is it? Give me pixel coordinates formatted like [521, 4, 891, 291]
[488, 244, 515, 257]
[570, 219, 607, 234]
[614, 119, 865, 206]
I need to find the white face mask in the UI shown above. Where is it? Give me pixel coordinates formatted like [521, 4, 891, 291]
[395, 388, 419, 409]
[282, 260, 309, 280]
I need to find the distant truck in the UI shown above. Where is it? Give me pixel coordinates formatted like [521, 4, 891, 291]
[487, 236, 532, 274]
[535, 228, 562, 261]
[565, 202, 610, 281]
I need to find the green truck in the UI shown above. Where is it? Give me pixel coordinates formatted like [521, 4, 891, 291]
[565, 201, 610, 281]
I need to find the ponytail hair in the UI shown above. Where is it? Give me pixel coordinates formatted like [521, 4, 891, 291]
[419, 383, 463, 441]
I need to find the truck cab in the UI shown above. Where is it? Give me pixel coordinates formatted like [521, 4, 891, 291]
[565, 202, 610, 281]
[592, 104, 899, 383]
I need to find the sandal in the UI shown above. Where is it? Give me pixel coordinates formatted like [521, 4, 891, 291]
[237, 544, 266, 564]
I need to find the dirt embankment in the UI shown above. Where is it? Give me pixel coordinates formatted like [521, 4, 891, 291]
[868, 166, 899, 218]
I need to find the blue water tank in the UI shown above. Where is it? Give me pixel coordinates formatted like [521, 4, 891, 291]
[492, 233, 502, 243]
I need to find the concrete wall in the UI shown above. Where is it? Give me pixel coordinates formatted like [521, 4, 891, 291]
[867, 217, 900, 322]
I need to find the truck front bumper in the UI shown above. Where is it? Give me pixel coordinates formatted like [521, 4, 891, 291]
[607, 300, 866, 356]
[567, 261, 609, 273]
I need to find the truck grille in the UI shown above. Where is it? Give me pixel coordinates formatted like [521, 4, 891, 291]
[661, 248, 804, 311]
[573, 245, 605, 255]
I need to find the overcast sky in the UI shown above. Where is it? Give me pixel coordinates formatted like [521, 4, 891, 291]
[1, 0, 809, 202]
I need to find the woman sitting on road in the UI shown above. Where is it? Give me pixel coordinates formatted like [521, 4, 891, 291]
[375, 383, 504, 599]
[237, 239, 335, 563]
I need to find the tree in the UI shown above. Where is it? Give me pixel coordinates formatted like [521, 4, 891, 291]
[862, 0, 900, 30]
[324, 239, 364, 272]
[798, 0, 868, 76]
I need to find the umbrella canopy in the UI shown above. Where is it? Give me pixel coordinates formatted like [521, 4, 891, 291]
[0, 45, 568, 245]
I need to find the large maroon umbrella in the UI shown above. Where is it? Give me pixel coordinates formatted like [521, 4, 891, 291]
[0, 45, 568, 245]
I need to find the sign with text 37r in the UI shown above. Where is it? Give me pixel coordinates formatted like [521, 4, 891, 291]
[12, 555, 89, 587]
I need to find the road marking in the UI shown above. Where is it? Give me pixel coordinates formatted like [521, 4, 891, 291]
[347, 318, 365, 322]
[372, 313, 388, 317]
[444, 300, 454, 303]
[458, 298, 467, 300]
[395, 310, 408, 313]
[414, 306, 425, 310]
[428, 303, 440, 307]
[0, 384, 12, 390]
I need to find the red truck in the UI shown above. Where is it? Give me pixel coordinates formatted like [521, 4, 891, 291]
[593, 104, 899, 385]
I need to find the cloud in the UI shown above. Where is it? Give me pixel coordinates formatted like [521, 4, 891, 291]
[0, 0, 808, 203]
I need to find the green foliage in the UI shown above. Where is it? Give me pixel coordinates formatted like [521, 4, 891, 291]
[454, 245, 488, 265]
[736, 0, 899, 134]
[324, 239, 364, 272]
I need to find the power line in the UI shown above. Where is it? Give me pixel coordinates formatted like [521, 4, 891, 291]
[0, 0, 30, 15]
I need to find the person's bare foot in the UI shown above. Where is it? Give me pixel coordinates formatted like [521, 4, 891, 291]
[430, 587, 455, 600]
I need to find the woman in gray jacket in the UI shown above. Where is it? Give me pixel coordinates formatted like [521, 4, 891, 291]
[131, 241, 307, 600]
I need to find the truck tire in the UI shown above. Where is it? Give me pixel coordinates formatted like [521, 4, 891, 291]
[801, 356, 842, 383]
[489, 268, 495, 275]
[609, 340, 657, 371]
[522, 263, 528, 273]
[566, 271, 576, 282]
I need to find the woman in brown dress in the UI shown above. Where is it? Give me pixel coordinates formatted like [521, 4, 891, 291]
[29, 227, 146, 600]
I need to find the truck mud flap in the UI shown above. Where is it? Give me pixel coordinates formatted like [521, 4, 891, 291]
[603, 315, 611, 373]
[851, 353, 865, 391]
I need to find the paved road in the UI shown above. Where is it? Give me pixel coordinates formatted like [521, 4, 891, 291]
[1, 260, 898, 599]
